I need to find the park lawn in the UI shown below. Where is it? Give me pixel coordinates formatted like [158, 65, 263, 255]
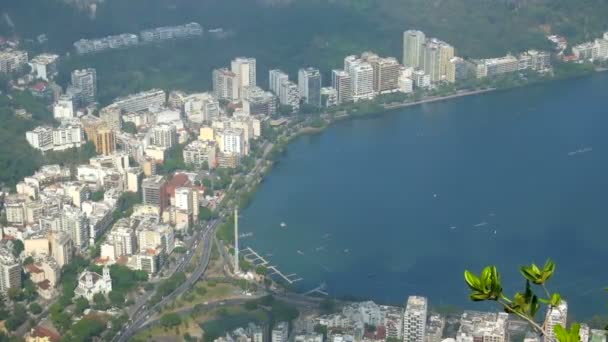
[164, 282, 242, 314]
[133, 316, 202, 342]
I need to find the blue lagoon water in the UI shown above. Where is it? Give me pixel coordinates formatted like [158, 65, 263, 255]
[242, 74, 608, 317]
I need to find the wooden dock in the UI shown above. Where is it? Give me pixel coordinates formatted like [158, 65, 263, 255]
[242, 247, 302, 284]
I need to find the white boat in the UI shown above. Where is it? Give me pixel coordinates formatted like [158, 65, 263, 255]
[450, 226, 457, 230]
[280, 222, 287, 228]
[297, 250, 304, 255]
[473, 221, 488, 227]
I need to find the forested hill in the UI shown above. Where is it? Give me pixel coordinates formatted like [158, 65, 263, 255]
[1, 0, 607, 57]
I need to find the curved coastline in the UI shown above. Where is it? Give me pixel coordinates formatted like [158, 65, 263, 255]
[229, 70, 608, 317]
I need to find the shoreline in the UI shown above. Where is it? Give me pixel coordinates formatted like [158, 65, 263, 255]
[234, 70, 605, 296]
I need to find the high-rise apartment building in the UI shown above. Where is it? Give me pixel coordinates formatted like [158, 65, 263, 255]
[71, 68, 97, 105]
[50, 232, 73, 267]
[370, 57, 401, 93]
[403, 30, 426, 69]
[269, 69, 289, 95]
[151, 123, 177, 148]
[100, 104, 122, 131]
[331, 69, 352, 104]
[272, 322, 289, 342]
[222, 128, 246, 156]
[231, 57, 257, 99]
[213, 68, 239, 102]
[0, 50, 28, 74]
[0, 251, 21, 293]
[348, 61, 374, 102]
[142, 175, 167, 209]
[298, 67, 322, 107]
[279, 81, 300, 112]
[175, 187, 193, 213]
[95, 128, 116, 155]
[403, 296, 427, 342]
[26, 126, 54, 152]
[61, 207, 89, 250]
[545, 301, 568, 342]
[109, 225, 137, 257]
[422, 39, 454, 83]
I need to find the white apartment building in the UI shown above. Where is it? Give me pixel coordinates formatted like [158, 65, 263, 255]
[184, 93, 220, 123]
[137, 224, 175, 254]
[30, 53, 59, 81]
[0, 49, 28, 74]
[26, 126, 54, 152]
[221, 128, 246, 156]
[61, 207, 89, 250]
[332, 69, 352, 104]
[272, 322, 289, 342]
[109, 224, 137, 257]
[545, 301, 568, 342]
[151, 123, 177, 148]
[71, 68, 97, 105]
[183, 140, 217, 169]
[298, 67, 322, 107]
[213, 68, 239, 101]
[53, 95, 75, 120]
[269, 69, 289, 95]
[398, 73, 414, 93]
[175, 187, 193, 213]
[52, 123, 85, 151]
[112, 89, 166, 112]
[0, 249, 22, 293]
[403, 296, 428, 342]
[100, 104, 122, 130]
[231, 57, 257, 99]
[348, 61, 375, 102]
[403, 30, 426, 69]
[279, 80, 300, 112]
[456, 311, 508, 342]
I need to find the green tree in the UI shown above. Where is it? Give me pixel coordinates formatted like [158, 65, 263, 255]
[28, 302, 42, 315]
[89, 190, 105, 201]
[122, 121, 137, 134]
[23, 256, 34, 265]
[92, 293, 108, 310]
[74, 297, 89, 315]
[160, 313, 182, 328]
[108, 290, 125, 307]
[198, 206, 214, 222]
[464, 260, 581, 340]
[5, 303, 27, 331]
[11, 240, 24, 258]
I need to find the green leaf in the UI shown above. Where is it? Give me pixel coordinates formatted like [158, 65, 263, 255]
[464, 266, 503, 302]
[550, 293, 562, 307]
[554, 323, 581, 342]
[464, 270, 481, 291]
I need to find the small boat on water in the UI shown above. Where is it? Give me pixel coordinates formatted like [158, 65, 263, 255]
[280, 222, 287, 228]
[297, 250, 304, 255]
[474, 221, 488, 228]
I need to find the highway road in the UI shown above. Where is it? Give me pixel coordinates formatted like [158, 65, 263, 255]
[114, 141, 277, 341]
[114, 218, 220, 342]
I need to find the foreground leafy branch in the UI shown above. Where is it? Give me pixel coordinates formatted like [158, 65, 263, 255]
[464, 259, 580, 341]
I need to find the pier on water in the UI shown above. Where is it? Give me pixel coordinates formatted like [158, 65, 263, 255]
[242, 247, 302, 284]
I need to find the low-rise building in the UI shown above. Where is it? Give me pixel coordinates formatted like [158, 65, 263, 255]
[183, 140, 218, 169]
[74, 266, 112, 301]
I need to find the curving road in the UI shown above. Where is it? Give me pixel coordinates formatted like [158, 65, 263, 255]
[114, 218, 220, 342]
